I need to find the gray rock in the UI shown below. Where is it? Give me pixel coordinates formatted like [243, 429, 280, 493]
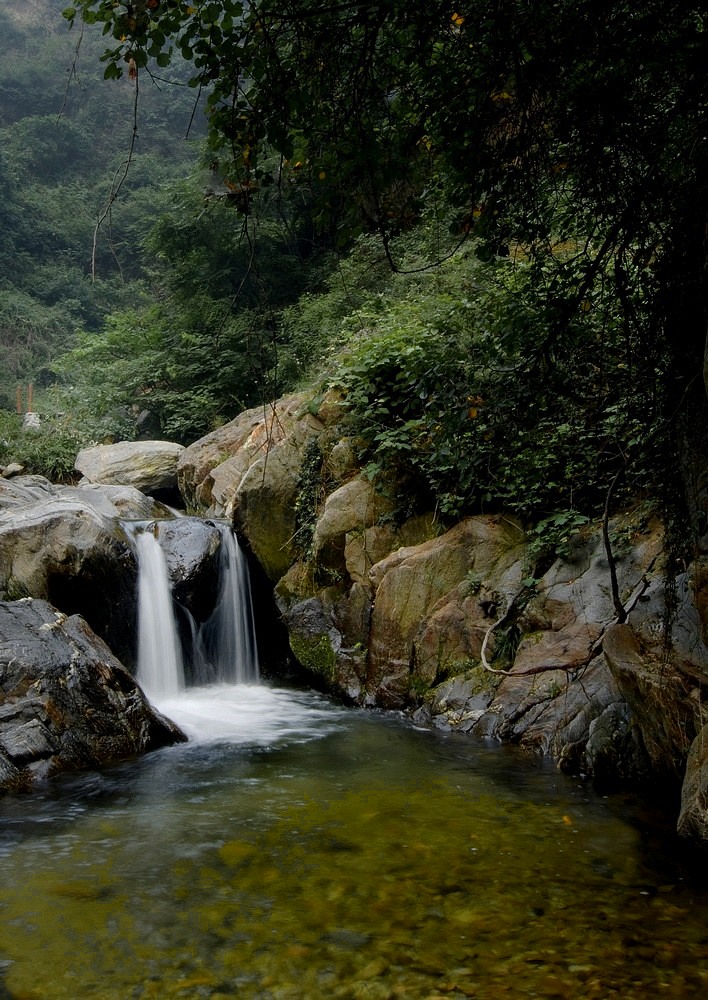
[75, 440, 185, 498]
[150, 518, 223, 622]
[0, 462, 24, 478]
[0, 493, 138, 666]
[0, 598, 185, 792]
[21, 412, 40, 432]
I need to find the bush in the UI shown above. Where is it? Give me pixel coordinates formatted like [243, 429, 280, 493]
[322, 242, 667, 554]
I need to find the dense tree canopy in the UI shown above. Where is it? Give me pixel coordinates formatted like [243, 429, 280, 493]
[66, 1, 707, 363]
[63, 1, 707, 545]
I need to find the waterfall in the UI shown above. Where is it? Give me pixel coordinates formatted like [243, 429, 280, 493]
[197, 527, 260, 684]
[135, 530, 185, 699]
[130, 520, 259, 698]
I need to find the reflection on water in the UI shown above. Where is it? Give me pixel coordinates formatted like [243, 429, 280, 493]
[0, 684, 707, 999]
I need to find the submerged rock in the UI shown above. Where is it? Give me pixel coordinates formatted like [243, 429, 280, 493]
[0, 598, 186, 792]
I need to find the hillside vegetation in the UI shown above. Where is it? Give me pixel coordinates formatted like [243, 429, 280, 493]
[2, 0, 706, 566]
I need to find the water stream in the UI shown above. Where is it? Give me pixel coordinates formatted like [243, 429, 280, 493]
[129, 520, 259, 699]
[134, 529, 185, 699]
[0, 525, 707, 998]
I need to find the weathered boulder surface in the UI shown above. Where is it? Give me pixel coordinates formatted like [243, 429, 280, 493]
[0, 598, 186, 792]
[0, 483, 140, 666]
[179, 392, 337, 581]
[0, 474, 173, 520]
[75, 440, 185, 500]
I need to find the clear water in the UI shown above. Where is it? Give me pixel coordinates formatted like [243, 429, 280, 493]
[0, 684, 707, 1000]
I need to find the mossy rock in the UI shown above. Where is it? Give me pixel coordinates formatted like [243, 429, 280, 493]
[289, 632, 337, 683]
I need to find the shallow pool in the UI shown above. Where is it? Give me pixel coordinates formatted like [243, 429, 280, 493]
[0, 684, 706, 999]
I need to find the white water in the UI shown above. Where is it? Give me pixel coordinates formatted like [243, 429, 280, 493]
[131, 520, 259, 705]
[135, 530, 185, 699]
[155, 683, 348, 745]
[197, 526, 259, 684]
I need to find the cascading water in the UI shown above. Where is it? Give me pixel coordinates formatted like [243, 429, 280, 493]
[197, 527, 259, 685]
[129, 520, 259, 711]
[135, 529, 185, 699]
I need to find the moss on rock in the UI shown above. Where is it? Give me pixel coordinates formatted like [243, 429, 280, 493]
[289, 632, 337, 683]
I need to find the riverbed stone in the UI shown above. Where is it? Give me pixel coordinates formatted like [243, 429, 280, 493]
[0, 598, 186, 791]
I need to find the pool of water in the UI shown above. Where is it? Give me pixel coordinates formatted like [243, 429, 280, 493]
[0, 684, 707, 999]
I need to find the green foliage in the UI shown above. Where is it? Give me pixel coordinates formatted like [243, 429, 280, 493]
[67, 2, 707, 544]
[0, 408, 90, 482]
[312, 238, 668, 561]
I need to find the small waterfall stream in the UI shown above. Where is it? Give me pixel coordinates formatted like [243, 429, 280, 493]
[134, 530, 185, 699]
[196, 528, 259, 685]
[128, 521, 259, 707]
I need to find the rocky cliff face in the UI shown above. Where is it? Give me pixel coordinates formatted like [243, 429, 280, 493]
[179, 391, 708, 841]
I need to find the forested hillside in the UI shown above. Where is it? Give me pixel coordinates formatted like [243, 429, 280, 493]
[0, 0, 194, 397]
[0, 0, 332, 469]
[3, 0, 707, 568]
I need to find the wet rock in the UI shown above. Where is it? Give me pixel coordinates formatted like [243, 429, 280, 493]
[0, 598, 186, 791]
[152, 518, 223, 622]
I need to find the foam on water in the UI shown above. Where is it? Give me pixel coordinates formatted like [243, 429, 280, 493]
[154, 682, 349, 746]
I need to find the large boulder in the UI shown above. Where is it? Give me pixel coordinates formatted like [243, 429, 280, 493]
[0, 598, 185, 792]
[366, 516, 526, 707]
[0, 475, 173, 521]
[0, 489, 139, 666]
[178, 393, 328, 581]
[75, 440, 185, 502]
